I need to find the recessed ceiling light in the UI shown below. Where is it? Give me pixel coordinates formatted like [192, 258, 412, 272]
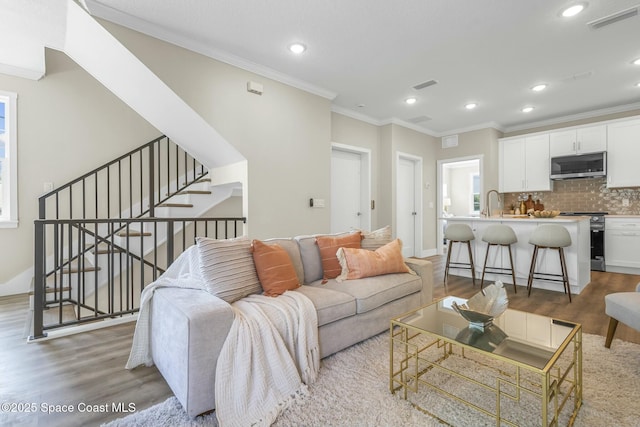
[633, 58, 640, 66]
[288, 43, 306, 54]
[465, 103, 477, 110]
[522, 106, 535, 113]
[561, 3, 587, 17]
[405, 97, 417, 105]
[636, 82, 640, 88]
[531, 84, 547, 92]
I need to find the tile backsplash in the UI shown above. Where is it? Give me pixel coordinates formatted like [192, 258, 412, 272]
[503, 178, 640, 215]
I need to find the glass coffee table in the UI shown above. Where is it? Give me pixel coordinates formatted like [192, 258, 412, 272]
[390, 296, 582, 426]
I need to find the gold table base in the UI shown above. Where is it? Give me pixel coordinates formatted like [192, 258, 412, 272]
[390, 323, 582, 426]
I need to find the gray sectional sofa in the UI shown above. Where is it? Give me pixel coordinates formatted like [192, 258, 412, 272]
[149, 234, 434, 417]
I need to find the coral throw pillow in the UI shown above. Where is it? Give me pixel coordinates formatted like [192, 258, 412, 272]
[315, 232, 362, 280]
[337, 238, 411, 280]
[251, 239, 300, 296]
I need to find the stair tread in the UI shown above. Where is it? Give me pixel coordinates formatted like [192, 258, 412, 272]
[158, 203, 194, 208]
[182, 177, 210, 185]
[92, 248, 125, 255]
[62, 266, 101, 274]
[116, 230, 152, 237]
[29, 286, 71, 296]
[172, 190, 212, 195]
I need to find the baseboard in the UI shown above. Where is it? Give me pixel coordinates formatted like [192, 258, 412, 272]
[0, 267, 33, 297]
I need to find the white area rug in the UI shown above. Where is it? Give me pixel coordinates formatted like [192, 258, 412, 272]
[103, 333, 640, 426]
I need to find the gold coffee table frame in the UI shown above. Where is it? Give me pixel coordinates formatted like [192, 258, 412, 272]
[390, 297, 582, 426]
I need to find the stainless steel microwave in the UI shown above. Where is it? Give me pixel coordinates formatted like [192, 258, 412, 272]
[550, 151, 606, 180]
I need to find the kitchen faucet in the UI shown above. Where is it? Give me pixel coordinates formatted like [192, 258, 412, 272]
[485, 189, 501, 217]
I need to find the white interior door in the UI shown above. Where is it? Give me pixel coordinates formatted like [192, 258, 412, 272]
[397, 156, 418, 257]
[331, 149, 363, 233]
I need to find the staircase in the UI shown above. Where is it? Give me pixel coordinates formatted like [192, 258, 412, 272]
[30, 136, 245, 340]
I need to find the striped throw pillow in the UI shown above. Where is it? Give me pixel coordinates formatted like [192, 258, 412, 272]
[360, 225, 392, 251]
[196, 236, 262, 303]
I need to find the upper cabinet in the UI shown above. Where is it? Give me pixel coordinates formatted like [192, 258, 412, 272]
[607, 118, 640, 188]
[549, 125, 606, 157]
[499, 134, 551, 193]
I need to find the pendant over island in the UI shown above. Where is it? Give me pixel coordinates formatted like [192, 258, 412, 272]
[441, 215, 591, 295]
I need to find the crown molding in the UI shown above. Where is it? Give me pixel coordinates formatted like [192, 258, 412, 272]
[330, 105, 383, 126]
[84, 0, 337, 100]
[502, 102, 640, 133]
[382, 118, 439, 137]
[434, 121, 504, 137]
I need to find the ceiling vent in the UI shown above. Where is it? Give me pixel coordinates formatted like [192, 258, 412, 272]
[413, 80, 438, 90]
[561, 70, 593, 83]
[587, 6, 638, 29]
[407, 115, 432, 123]
[442, 135, 459, 149]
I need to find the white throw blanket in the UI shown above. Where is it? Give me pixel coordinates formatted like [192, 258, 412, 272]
[216, 292, 319, 427]
[125, 245, 320, 427]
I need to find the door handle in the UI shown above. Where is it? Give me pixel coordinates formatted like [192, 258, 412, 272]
[356, 212, 361, 216]
[412, 212, 417, 216]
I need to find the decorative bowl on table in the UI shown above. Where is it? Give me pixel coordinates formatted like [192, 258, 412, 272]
[451, 281, 508, 331]
[532, 210, 561, 218]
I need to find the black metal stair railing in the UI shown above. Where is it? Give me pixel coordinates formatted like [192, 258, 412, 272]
[31, 217, 245, 340]
[31, 135, 245, 339]
[38, 135, 208, 221]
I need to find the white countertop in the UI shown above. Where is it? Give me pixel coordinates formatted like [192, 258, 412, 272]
[441, 215, 589, 223]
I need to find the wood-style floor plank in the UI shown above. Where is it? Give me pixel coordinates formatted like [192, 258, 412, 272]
[1, 256, 639, 425]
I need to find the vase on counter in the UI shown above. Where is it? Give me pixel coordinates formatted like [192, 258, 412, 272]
[524, 195, 535, 212]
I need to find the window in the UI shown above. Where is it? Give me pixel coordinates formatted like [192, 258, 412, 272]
[0, 91, 18, 228]
[471, 174, 480, 214]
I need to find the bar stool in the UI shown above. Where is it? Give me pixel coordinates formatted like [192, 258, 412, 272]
[444, 223, 476, 288]
[527, 224, 572, 302]
[480, 224, 518, 293]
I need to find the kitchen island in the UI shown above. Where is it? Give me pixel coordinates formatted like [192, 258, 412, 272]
[442, 215, 591, 295]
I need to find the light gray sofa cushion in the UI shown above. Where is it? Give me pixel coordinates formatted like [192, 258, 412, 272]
[295, 235, 325, 284]
[310, 272, 422, 314]
[294, 285, 356, 326]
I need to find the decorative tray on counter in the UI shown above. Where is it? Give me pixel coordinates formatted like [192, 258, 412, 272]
[532, 210, 561, 218]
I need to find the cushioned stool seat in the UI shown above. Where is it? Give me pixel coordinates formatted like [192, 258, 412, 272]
[444, 223, 476, 287]
[480, 224, 518, 292]
[604, 283, 640, 348]
[527, 224, 573, 302]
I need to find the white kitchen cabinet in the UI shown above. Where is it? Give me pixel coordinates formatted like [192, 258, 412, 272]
[549, 125, 606, 157]
[607, 119, 640, 188]
[605, 217, 640, 273]
[499, 134, 551, 193]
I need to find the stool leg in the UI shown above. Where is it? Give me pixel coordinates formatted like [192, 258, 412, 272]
[527, 246, 539, 297]
[466, 241, 476, 287]
[507, 244, 517, 293]
[444, 240, 453, 289]
[480, 243, 491, 290]
[605, 317, 619, 348]
[559, 247, 572, 303]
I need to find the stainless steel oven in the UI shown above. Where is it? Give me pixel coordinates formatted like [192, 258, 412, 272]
[559, 212, 607, 271]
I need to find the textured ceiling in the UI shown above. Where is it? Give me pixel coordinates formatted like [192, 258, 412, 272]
[85, 0, 640, 135]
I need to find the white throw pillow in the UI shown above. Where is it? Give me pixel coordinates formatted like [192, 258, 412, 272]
[196, 236, 262, 303]
[359, 225, 392, 251]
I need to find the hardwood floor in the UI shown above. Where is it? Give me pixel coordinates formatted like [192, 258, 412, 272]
[1, 257, 639, 426]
